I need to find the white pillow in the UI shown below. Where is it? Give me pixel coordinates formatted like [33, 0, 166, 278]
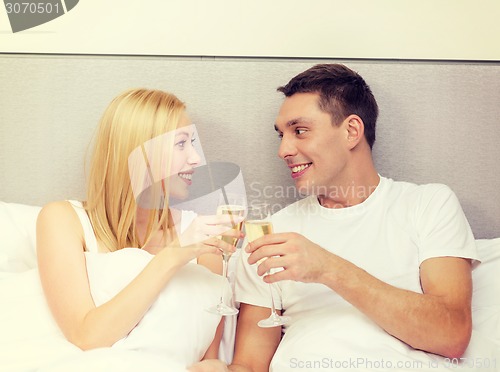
[472, 238, 500, 345]
[0, 257, 229, 371]
[0, 269, 82, 372]
[0, 201, 41, 273]
[38, 348, 187, 372]
[85, 248, 228, 366]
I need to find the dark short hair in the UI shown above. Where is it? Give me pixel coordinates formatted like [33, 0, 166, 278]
[277, 64, 378, 149]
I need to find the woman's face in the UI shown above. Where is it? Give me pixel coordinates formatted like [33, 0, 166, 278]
[128, 113, 204, 208]
[167, 114, 202, 200]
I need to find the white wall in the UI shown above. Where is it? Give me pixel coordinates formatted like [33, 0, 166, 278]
[1, 0, 499, 60]
[1, 55, 499, 238]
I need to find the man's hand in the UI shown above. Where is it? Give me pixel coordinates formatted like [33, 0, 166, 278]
[244, 231, 473, 359]
[245, 232, 333, 283]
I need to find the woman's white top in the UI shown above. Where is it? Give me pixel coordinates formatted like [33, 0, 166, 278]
[67, 201, 228, 367]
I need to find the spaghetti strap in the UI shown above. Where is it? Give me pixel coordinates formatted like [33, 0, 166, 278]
[67, 200, 99, 253]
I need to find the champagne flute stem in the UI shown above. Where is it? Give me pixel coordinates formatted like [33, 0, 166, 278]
[267, 273, 278, 316]
[218, 254, 230, 305]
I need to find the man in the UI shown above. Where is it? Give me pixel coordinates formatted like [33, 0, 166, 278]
[229, 64, 479, 371]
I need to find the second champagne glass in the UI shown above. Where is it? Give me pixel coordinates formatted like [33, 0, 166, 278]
[206, 193, 246, 316]
[245, 203, 291, 328]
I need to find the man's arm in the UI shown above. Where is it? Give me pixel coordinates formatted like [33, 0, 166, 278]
[249, 232, 473, 359]
[229, 304, 282, 372]
[321, 254, 472, 358]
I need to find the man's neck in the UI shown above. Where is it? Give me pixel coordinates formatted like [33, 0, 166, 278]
[317, 164, 380, 209]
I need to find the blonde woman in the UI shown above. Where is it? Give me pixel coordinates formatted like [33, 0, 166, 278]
[36, 89, 241, 371]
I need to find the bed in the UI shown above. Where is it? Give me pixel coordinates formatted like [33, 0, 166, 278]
[0, 202, 499, 371]
[0, 201, 241, 371]
[1, 55, 499, 371]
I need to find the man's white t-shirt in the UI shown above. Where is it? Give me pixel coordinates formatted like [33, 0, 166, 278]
[236, 176, 480, 371]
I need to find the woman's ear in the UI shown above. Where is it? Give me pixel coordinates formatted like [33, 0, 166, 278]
[345, 115, 365, 150]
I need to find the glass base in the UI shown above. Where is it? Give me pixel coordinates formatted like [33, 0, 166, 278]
[206, 303, 239, 316]
[257, 313, 291, 328]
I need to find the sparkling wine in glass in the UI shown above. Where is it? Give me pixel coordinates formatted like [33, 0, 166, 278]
[206, 195, 246, 316]
[245, 203, 291, 328]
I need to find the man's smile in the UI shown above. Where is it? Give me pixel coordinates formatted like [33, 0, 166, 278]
[289, 162, 312, 179]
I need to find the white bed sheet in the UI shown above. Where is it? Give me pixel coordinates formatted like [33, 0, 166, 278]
[0, 261, 237, 372]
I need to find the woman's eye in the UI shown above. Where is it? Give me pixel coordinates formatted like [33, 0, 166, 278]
[176, 140, 187, 148]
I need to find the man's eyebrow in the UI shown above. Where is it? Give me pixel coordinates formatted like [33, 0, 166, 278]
[274, 118, 309, 132]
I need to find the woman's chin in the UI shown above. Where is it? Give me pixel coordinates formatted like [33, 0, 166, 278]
[169, 189, 189, 201]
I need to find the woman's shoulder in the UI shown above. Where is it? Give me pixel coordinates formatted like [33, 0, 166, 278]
[37, 200, 85, 243]
[39, 200, 79, 219]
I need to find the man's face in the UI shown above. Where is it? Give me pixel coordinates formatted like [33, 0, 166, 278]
[274, 92, 349, 197]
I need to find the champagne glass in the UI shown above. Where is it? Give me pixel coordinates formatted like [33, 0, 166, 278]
[206, 193, 246, 316]
[245, 203, 291, 328]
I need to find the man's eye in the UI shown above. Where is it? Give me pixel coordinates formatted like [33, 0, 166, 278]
[295, 128, 307, 135]
[277, 133, 283, 140]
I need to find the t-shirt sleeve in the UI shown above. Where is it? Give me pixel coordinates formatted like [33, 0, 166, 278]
[415, 184, 480, 267]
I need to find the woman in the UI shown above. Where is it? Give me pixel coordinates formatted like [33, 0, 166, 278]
[36, 89, 241, 371]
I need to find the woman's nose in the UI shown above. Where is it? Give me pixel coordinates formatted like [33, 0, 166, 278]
[188, 145, 202, 166]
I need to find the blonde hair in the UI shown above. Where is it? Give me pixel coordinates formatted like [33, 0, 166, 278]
[86, 88, 186, 252]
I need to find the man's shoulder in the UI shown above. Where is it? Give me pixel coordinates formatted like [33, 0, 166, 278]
[386, 179, 456, 208]
[384, 177, 454, 200]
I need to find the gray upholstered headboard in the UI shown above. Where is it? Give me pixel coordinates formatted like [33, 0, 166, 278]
[0, 54, 499, 238]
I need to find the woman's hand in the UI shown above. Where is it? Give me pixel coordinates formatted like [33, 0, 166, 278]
[160, 234, 236, 268]
[188, 359, 229, 372]
[179, 214, 244, 247]
[158, 214, 244, 268]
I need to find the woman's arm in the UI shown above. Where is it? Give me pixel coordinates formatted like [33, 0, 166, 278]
[37, 201, 225, 350]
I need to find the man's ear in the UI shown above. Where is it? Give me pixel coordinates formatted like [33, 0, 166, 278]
[345, 115, 365, 150]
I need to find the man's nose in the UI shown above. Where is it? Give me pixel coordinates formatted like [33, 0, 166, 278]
[278, 135, 297, 160]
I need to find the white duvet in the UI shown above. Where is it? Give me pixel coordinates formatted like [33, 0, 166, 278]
[0, 248, 230, 372]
